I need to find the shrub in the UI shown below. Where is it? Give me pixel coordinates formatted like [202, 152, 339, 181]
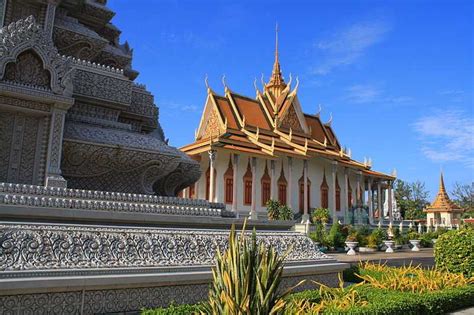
[278, 204, 294, 220]
[327, 221, 345, 249]
[370, 228, 387, 247]
[357, 261, 473, 293]
[266, 199, 281, 220]
[141, 303, 204, 314]
[205, 223, 299, 314]
[266, 199, 294, 221]
[435, 227, 474, 277]
[309, 222, 326, 245]
[311, 207, 330, 224]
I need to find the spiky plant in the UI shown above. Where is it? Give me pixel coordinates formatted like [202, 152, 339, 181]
[205, 222, 299, 314]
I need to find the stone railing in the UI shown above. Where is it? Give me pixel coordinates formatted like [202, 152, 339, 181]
[0, 222, 329, 273]
[0, 182, 224, 217]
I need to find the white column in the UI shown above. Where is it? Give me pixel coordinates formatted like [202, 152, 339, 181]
[232, 154, 239, 215]
[343, 168, 349, 224]
[249, 157, 258, 220]
[368, 178, 373, 224]
[287, 157, 293, 209]
[208, 150, 216, 203]
[388, 180, 393, 223]
[270, 160, 276, 200]
[377, 181, 382, 223]
[331, 161, 338, 221]
[302, 160, 309, 223]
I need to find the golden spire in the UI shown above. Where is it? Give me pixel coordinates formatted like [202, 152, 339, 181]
[266, 23, 286, 97]
[439, 171, 446, 193]
[425, 171, 462, 213]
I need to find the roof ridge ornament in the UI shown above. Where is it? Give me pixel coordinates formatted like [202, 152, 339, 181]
[222, 74, 230, 93]
[326, 112, 333, 126]
[316, 104, 322, 117]
[261, 73, 266, 89]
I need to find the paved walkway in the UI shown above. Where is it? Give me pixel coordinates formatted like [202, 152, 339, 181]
[329, 248, 435, 267]
[449, 307, 474, 314]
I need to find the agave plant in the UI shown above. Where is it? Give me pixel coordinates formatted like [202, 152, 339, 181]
[204, 221, 300, 314]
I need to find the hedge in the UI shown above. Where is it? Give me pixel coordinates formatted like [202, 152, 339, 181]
[288, 285, 474, 315]
[435, 227, 474, 277]
[142, 285, 474, 314]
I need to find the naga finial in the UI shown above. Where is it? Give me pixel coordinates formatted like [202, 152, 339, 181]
[316, 104, 322, 117]
[204, 74, 210, 90]
[260, 73, 265, 89]
[293, 76, 300, 93]
[326, 112, 333, 126]
[221, 74, 226, 89]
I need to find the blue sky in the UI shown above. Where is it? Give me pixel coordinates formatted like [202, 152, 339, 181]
[108, 0, 473, 199]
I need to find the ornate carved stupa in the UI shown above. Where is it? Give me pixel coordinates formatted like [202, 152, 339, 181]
[0, 0, 200, 196]
[424, 172, 463, 225]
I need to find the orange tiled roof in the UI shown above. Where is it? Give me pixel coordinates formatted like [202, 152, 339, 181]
[181, 41, 394, 180]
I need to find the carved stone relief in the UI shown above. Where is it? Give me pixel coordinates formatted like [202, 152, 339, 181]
[72, 69, 132, 105]
[4, 50, 51, 89]
[0, 111, 48, 185]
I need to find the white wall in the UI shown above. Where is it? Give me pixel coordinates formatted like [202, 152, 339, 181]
[194, 149, 368, 220]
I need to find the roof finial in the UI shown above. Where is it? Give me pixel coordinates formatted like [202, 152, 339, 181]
[316, 104, 322, 117]
[204, 74, 210, 90]
[275, 22, 279, 64]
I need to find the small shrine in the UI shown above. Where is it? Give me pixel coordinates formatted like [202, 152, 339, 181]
[424, 172, 463, 226]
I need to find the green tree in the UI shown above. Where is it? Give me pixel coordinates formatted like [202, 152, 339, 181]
[451, 182, 474, 216]
[394, 179, 429, 219]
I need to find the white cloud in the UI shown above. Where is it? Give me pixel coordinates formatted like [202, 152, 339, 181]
[345, 84, 381, 103]
[160, 101, 200, 114]
[344, 84, 412, 105]
[413, 109, 474, 167]
[312, 20, 390, 75]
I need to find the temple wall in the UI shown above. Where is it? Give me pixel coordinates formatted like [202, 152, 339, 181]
[196, 150, 361, 219]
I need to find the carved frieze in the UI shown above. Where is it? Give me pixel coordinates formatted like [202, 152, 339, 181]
[72, 68, 132, 105]
[0, 223, 329, 272]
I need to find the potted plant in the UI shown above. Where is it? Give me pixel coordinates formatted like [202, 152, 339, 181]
[345, 233, 358, 256]
[359, 234, 378, 252]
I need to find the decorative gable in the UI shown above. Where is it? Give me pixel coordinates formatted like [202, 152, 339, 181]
[279, 104, 304, 132]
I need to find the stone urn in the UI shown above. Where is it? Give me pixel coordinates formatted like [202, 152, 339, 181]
[345, 241, 358, 256]
[383, 240, 395, 253]
[409, 240, 421, 251]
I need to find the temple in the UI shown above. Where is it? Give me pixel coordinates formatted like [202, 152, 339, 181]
[180, 27, 397, 223]
[424, 172, 463, 226]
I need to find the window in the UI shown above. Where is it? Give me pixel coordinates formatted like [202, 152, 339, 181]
[298, 172, 311, 213]
[261, 162, 271, 206]
[277, 165, 287, 205]
[243, 159, 252, 205]
[320, 171, 329, 209]
[224, 158, 234, 204]
[335, 176, 341, 211]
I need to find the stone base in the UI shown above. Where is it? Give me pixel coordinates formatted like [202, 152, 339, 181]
[45, 174, 67, 188]
[0, 267, 345, 314]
